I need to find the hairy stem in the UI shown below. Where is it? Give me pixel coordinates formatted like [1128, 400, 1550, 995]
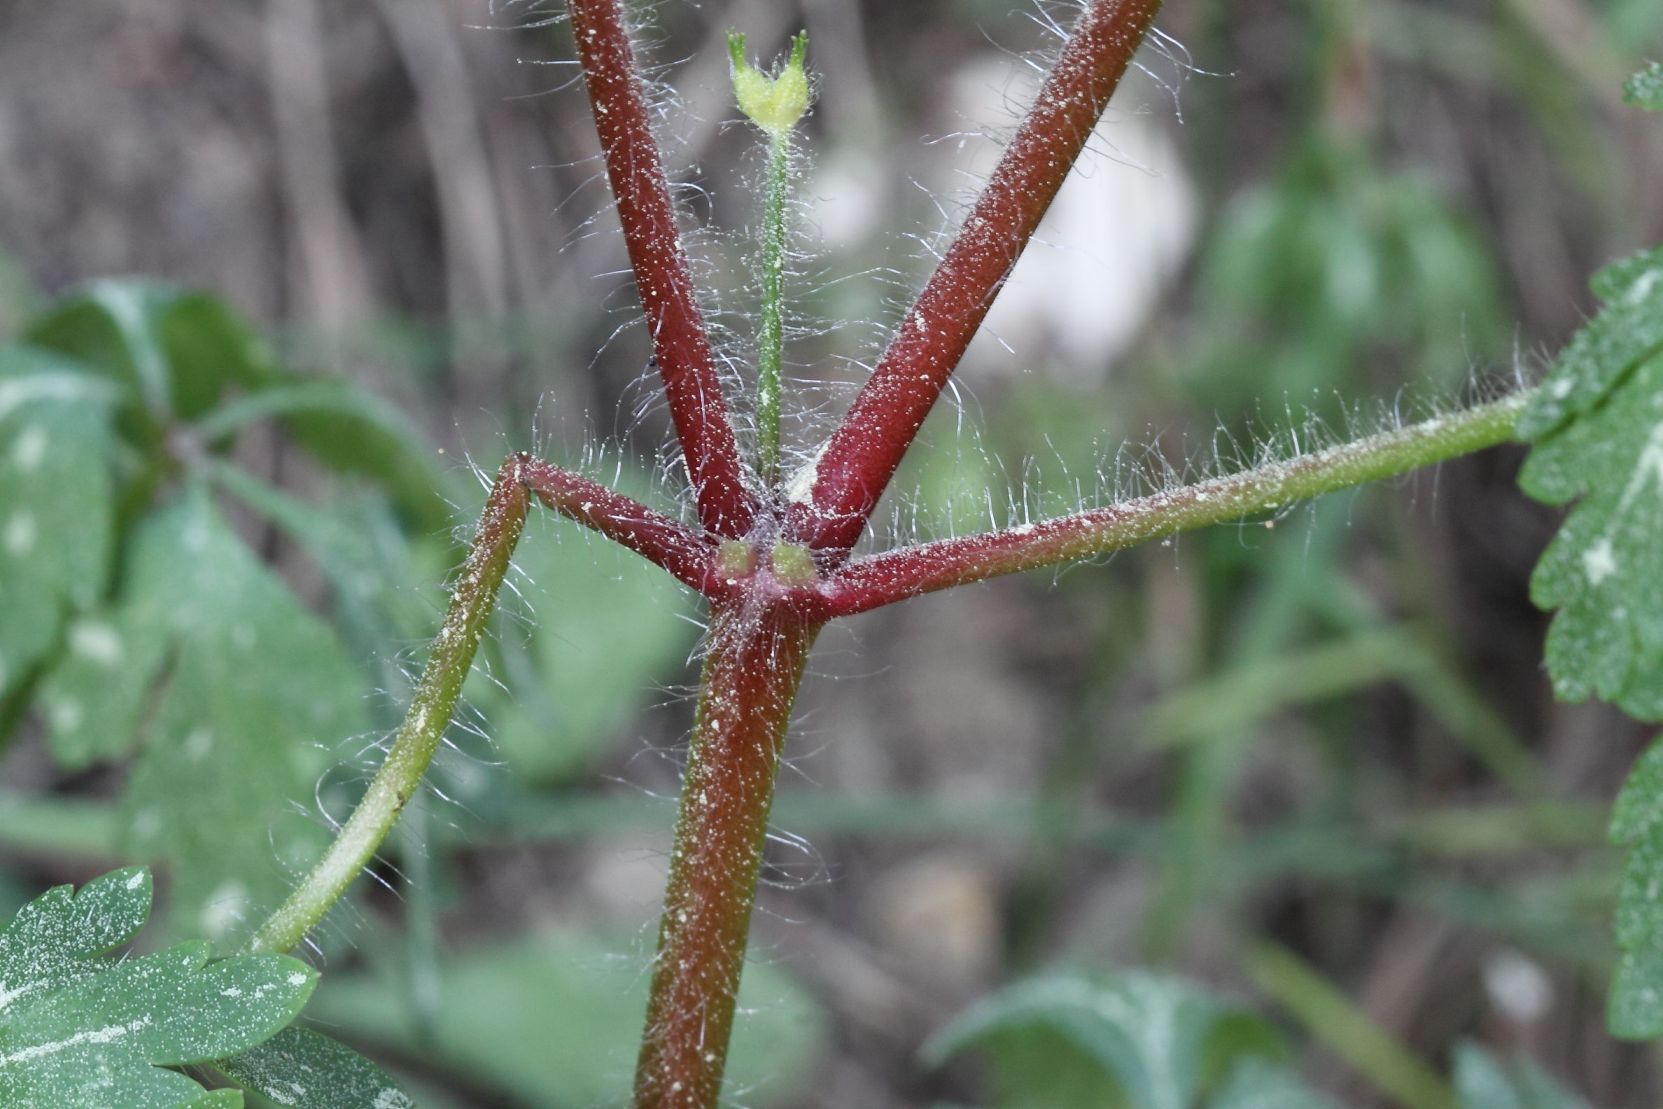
[635, 605, 821, 1107]
[755, 130, 792, 489]
[568, 0, 754, 537]
[798, 0, 1164, 555]
[817, 392, 1529, 617]
[517, 455, 719, 594]
[247, 456, 530, 955]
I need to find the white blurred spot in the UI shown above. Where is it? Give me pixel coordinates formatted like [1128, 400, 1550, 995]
[943, 58, 1198, 383]
[1483, 949, 1552, 1023]
[70, 621, 124, 666]
[183, 727, 214, 762]
[3, 512, 35, 556]
[47, 698, 82, 733]
[11, 426, 47, 471]
[200, 879, 249, 942]
[1582, 538, 1617, 586]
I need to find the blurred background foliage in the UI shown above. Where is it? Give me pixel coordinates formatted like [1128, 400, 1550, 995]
[0, 0, 1661, 1104]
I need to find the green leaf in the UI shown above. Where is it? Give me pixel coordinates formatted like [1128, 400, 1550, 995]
[1625, 62, 1663, 110]
[215, 1026, 411, 1109]
[1609, 937, 1663, 1038]
[1452, 1041, 1587, 1109]
[116, 489, 368, 946]
[1520, 247, 1663, 1038]
[212, 379, 451, 535]
[24, 280, 275, 428]
[922, 970, 1283, 1109]
[0, 345, 119, 700]
[1517, 246, 1663, 439]
[24, 279, 448, 531]
[35, 609, 167, 768]
[0, 867, 315, 1109]
[1610, 734, 1663, 844]
[473, 500, 696, 783]
[183, 1093, 244, 1108]
[305, 933, 826, 1108]
[1518, 251, 1663, 719]
[1208, 1057, 1340, 1109]
[1195, 138, 1504, 403]
[1609, 819, 1663, 1036]
[208, 464, 442, 662]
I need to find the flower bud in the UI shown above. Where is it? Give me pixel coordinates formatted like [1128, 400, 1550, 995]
[728, 31, 810, 137]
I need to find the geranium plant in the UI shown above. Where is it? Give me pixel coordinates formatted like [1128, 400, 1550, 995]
[239, 0, 1559, 1102]
[1, 1, 1660, 1105]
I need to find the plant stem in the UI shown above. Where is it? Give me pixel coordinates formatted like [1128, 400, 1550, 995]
[635, 604, 821, 1106]
[818, 391, 1529, 616]
[517, 456, 719, 594]
[568, 0, 755, 538]
[797, 0, 1164, 556]
[755, 130, 791, 489]
[246, 456, 530, 955]
[1245, 942, 1458, 1109]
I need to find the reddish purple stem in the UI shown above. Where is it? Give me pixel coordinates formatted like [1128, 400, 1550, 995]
[794, 0, 1163, 557]
[516, 454, 720, 594]
[568, 0, 756, 538]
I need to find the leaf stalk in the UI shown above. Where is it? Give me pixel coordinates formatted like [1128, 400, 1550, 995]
[247, 455, 530, 955]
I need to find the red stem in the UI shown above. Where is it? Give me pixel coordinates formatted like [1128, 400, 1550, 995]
[634, 604, 821, 1106]
[794, 0, 1163, 556]
[811, 393, 1529, 617]
[516, 455, 721, 594]
[821, 497, 1220, 618]
[568, 0, 755, 538]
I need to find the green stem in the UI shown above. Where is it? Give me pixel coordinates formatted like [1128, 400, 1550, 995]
[756, 130, 791, 489]
[1245, 942, 1458, 1109]
[246, 457, 529, 955]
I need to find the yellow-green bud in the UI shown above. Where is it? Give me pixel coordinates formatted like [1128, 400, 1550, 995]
[769, 542, 817, 587]
[728, 30, 810, 137]
[717, 540, 756, 578]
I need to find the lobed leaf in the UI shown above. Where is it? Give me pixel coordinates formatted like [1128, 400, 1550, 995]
[0, 345, 119, 701]
[1519, 244, 1663, 1038]
[25, 278, 449, 531]
[0, 868, 315, 1109]
[36, 607, 168, 768]
[24, 280, 274, 434]
[212, 379, 454, 535]
[1208, 1057, 1340, 1109]
[1518, 251, 1663, 719]
[1611, 737, 1663, 1036]
[214, 1025, 411, 1109]
[1516, 246, 1663, 440]
[115, 489, 368, 946]
[1452, 1041, 1587, 1109]
[922, 969, 1285, 1109]
[1609, 816, 1663, 1036]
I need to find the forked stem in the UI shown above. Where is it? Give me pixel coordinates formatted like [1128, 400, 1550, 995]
[247, 454, 713, 956]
